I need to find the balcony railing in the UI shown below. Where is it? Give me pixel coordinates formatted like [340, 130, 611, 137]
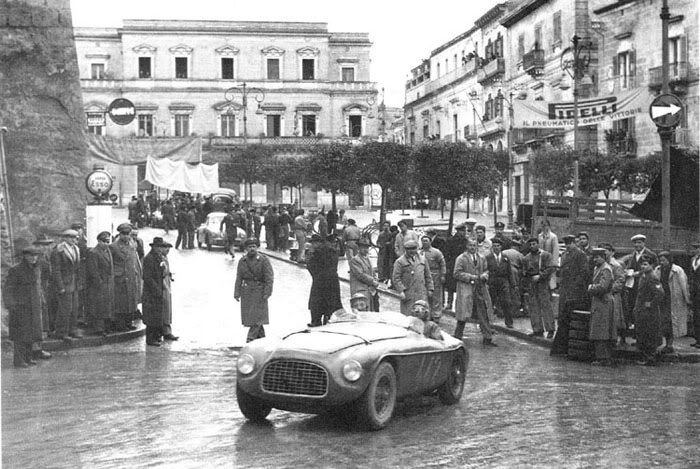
[523, 49, 545, 77]
[648, 62, 689, 89]
[208, 135, 335, 147]
[424, 59, 478, 94]
[477, 57, 505, 84]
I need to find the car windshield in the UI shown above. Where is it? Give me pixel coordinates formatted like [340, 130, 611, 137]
[328, 309, 411, 329]
[208, 215, 224, 227]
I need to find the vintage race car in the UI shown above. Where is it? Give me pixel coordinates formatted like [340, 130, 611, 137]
[197, 211, 244, 251]
[236, 311, 468, 430]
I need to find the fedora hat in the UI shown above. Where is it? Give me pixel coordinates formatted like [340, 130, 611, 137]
[150, 237, 172, 248]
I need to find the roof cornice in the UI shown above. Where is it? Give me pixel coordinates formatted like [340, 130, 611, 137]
[500, 0, 550, 27]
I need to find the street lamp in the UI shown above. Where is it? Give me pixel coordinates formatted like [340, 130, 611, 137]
[497, 89, 515, 228]
[224, 83, 265, 145]
[560, 35, 593, 198]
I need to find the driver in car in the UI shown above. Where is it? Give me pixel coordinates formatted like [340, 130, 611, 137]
[408, 300, 443, 340]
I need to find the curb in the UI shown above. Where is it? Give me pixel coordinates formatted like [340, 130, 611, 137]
[0, 325, 147, 354]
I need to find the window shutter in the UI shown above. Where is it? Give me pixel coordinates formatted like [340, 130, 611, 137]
[679, 35, 687, 62]
[628, 50, 636, 76]
[612, 55, 618, 77]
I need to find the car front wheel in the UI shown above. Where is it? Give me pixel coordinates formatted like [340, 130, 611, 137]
[236, 384, 272, 422]
[437, 350, 467, 405]
[357, 361, 396, 430]
[206, 235, 212, 251]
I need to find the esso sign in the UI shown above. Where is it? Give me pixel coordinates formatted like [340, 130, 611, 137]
[86, 169, 114, 197]
[108, 98, 136, 125]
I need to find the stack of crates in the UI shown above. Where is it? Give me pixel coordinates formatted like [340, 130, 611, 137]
[568, 310, 593, 361]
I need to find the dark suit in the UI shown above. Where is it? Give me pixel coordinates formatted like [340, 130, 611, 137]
[85, 243, 114, 333]
[308, 242, 343, 324]
[623, 248, 658, 330]
[551, 245, 591, 354]
[51, 242, 81, 338]
[486, 252, 515, 327]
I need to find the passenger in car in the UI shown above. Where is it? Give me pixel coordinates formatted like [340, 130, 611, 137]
[408, 300, 443, 340]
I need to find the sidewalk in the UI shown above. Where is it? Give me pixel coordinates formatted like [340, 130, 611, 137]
[262, 246, 700, 364]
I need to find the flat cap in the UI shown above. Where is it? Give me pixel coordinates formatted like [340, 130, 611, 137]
[455, 223, 466, 230]
[631, 234, 646, 242]
[526, 237, 539, 244]
[465, 217, 477, 224]
[403, 240, 418, 249]
[591, 248, 607, 257]
[350, 293, 367, 302]
[97, 231, 111, 242]
[425, 227, 437, 234]
[475, 224, 486, 232]
[562, 234, 577, 244]
[22, 246, 42, 255]
[413, 299, 429, 308]
[491, 238, 503, 245]
[357, 238, 371, 247]
[116, 223, 132, 234]
[577, 231, 589, 238]
[310, 234, 323, 242]
[244, 238, 259, 247]
[494, 221, 505, 229]
[61, 229, 79, 237]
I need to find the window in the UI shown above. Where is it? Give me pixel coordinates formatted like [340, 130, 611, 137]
[486, 40, 493, 61]
[410, 132, 415, 145]
[423, 124, 429, 139]
[553, 12, 562, 46]
[518, 35, 525, 61]
[267, 58, 280, 79]
[174, 114, 189, 136]
[221, 58, 234, 79]
[436, 62, 441, 77]
[302, 59, 315, 80]
[341, 67, 355, 82]
[435, 120, 441, 139]
[91, 63, 105, 79]
[86, 113, 104, 135]
[534, 25, 542, 50]
[138, 114, 154, 137]
[220, 114, 235, 137]
[613, 50, 636, 88]
[302, 115, 316, 136]
[267, 115, 281, 137]
[453, 114, 459, 141]
[494, 34, 504, 58]
[669, 36, 684, 64]
[138, 57, 151, 78]
[454, 54, 458, 70]
[175, 57, 188, 79]
[484, 94, 493, 121]
[349, 115, 362, 137]
[445, 58, 448, 72]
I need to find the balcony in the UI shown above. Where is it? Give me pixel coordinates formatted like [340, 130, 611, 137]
[611, 74, 638, 93]
[648, 62, 689, 91]
[208, 135, 335, 147]
[523, 49, 545, 78]
[477, 57, 505, 85]
[425, 59, 479, 94]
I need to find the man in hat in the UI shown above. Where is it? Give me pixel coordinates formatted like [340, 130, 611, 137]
[623, 234, 657, 340]
[633, 255, 664, 365]
[421, 234, 446, 322]
[588, 248, 615, 366]
[491, 221, 512, 250]
[5, 246, 47, 366]
[32, 234, 55, 336]
[235, 239, 274, 342]
[453, 238, 496, 346]
[425, 227, 446, 253]
[307, 234, 342, 326]
[350, 238, 380, 313]
[376, 221, 394, 283]
[392, 239, 433, 315]
[444, 223, 469, 311]
[343, 218, 362, 262]
[474, 225, 492, 258]
[85, 231, 114, 336]
[71, 222, 88, 328]
[551, 235, 591, 355]
[110, 223, 141, 332]
[408, 299, 443, 340]
[50, 229, 83, 340]
[486, 238, 516, 328]
[142, 237, 177, 346]
[394, 220, 419, 259]
[291, 208, 306, 262]
[278, 206, 293, 252]
[688, 241, 700, 348]
[600, 243, 627, 345]
[523, 236, 557, 338]
[220, 206, 240, 259]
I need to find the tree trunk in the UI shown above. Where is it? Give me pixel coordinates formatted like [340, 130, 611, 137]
[466, 195, 470, 218]
[248, 181, 253, 203]
[448, 198, 456, 233]
[379, 185, 386, 224]
[493, 192, 498, 229]
[331, 191, 337, 212]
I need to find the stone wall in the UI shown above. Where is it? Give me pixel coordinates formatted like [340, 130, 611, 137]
[1, 0, 89, 333]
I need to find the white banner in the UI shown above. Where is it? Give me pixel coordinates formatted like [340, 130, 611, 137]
[512, 88, 650, 129]
[145, 156, 220, 193]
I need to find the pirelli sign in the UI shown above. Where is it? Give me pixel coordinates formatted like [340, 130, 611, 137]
[513, 89, 649, 129]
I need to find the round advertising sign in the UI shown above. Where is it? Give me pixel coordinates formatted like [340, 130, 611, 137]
[85, 169, 114, 197]
[108, 98, 136, 125]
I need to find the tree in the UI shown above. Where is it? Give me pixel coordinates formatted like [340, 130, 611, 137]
[224, 144, 273, 202]
[617, 152, 662, 195]
[528, 145, 576, 195]
[276, 156, 308, 207]
[353, 141, 411, 223]
[579, 150, 622, 198]
[306, 142, 358, 211]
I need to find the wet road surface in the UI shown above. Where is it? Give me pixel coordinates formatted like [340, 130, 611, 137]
[3, 237, 699, 468]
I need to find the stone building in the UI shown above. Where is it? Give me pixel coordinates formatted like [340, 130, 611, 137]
[74, 20, 378, 206]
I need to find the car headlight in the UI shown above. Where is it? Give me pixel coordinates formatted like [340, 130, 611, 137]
[342, 360, 363, 382]
[237, 354, 256, 375]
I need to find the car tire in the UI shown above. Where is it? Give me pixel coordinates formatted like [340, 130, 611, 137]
[236, 384, 272, 422]
[437, 350, 467, 405]
[206, 235, 212, 251]
[356, 361, 397, 430]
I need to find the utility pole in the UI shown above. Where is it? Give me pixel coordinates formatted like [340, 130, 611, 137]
[660, 0, 671, 249]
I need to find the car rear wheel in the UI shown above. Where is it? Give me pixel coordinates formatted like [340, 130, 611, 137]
[206, 235, 212, 251]
[357, 361, 396, 430]
[438, 350, 466, 404]
[236, 384, 272, 422]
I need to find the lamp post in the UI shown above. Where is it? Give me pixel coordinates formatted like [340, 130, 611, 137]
[497, 90, 515, 228]
[224, 82, 265, 145]
[560, 35, 592, 198]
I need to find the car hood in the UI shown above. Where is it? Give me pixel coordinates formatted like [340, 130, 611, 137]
[279, 323, 409, 354]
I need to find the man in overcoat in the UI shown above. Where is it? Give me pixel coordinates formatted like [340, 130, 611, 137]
[110, 223, 141, 332]
[551, 235, 590, 355]
[634, 255, 664, 365]
[486, 238, 516, 328]
[588, 248, 615, 366]
[623, 234, 658, 339]
[5, 246, 47, 367]
[235, 239, 274, 342]
[32, 234, 55, 335]
[453, 238, 496, 346]
[444, 223, 468, 311]
[523, 237, 557, 338]
[420, 234, 446, 322]
[307, 235, 343, 326]
[85, 231, 114, 335]
[142, 237, 178, 346]
[51, 229, 83, 339]
[376, 221, 393, 283]
[350, 238, 380, 312]
[392, 239, 433, 315]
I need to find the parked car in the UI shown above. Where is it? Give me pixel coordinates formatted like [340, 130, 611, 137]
[236, 311, 468, 430]
[197, 211, 244, 251]
[206, 188, 239, 212]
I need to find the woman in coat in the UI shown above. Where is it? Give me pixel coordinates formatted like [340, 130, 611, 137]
[655, 251, 691, 349]
[85, 231, 114, 335]
[235, 239, 274, 342]
[142, 237, 176, 346]
[307, 235, 343, 326]
[634, 255, 664, 365]
[587, 249, 615, 365]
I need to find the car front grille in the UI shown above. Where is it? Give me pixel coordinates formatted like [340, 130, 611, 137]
[262, 360, 328, 396]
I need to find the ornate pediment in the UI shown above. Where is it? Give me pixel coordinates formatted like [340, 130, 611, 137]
[215, 45, 240, 56]
[261, 46, 285, 57]
[84, 101, 108, 112]
[168, 102, 195, 112]
[296, 102, 322, 112]
[135, 102, 159, 111]
[260, 102, 286, 112]
[212, 101, 243, 112]
[296, 46, 320, 57]
[169, 44, 193, 55]
[336, 57, 359, 64]
[132, 43, 157, 55]
[342, 103, 368, 113]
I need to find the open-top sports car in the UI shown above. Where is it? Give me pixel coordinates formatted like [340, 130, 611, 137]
[236, 311, 468, 430]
